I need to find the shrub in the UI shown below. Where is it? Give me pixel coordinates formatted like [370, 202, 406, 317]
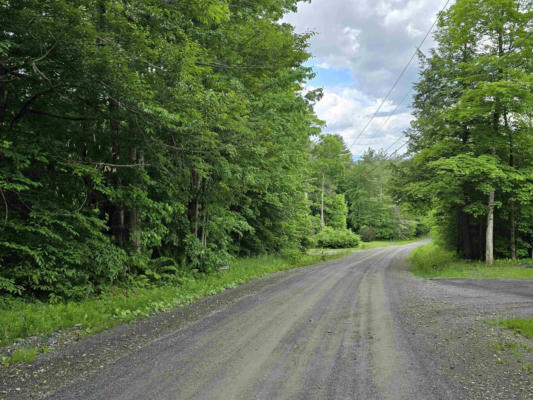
[359, 226, 377, 242]
[314, 227, 360, 249]
[408, 242, 456, 274]
[301, 235, 317, 249]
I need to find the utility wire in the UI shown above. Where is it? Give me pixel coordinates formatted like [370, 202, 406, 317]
[364, 21, 532, 176]
[369, 6, 531, 162]
[346, 0, 452, 153]
[374, 91, 412, 156]
[354, 7, 532, 182]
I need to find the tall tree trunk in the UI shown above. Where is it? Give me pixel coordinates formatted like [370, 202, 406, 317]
[98, 0, 125, 248]
[194, 178, 200, 237]
[379, 174, 383, 202]
[0, 78, 7, 133]
[201, 180, 208, 246]
[111, 139, 126, 247]
[394, 204, 400, 240]
[109, 98, 126, 247]
[201, 209, 208, 247]
[485, 20, 504, 266]
[188, 170, 201, 236]
[486, 190, 495, 265]
[506, 112, 516, 260]
[128, 147, 141, 253]
[320, 172, 325, 231]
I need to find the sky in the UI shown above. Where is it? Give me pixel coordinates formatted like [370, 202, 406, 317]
[283, 0, 448, 157]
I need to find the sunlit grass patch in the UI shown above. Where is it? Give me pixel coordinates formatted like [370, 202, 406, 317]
[495, 318, 533, 340]
[357, 238, 422, 250]
[2, 346, 39, 366]
[409, 243, 533, 279]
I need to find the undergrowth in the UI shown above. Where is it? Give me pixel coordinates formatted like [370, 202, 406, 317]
[308, 238, 423, 254]
[358, 238, 421, 250]
[409, 243, 533, 279]
[0, 252, 347, 349]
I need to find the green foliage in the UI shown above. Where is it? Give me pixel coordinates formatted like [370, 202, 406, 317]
[343, 150, 423, 240]
[2, 346, 39, 366]
[408, 243, 457, 275]
[359, 226, 377, 242]
[496, 318, 533, 340]
[313, 227, 360, 249]
[393, 0, 533, 261]
[0, 0, 321, 300]
[325, 194, 348, 230]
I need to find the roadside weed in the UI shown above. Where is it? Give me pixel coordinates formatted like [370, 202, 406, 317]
[491, 339, 533, 372]
[494, 318, 533, 340]
[2, 346, 39, 366]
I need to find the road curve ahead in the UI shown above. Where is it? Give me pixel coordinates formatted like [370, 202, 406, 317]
[42, 242, 533, 400]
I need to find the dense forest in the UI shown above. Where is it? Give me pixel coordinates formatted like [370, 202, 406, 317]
[393, 0, 533, 263]
[2, 0, 529, 302]
[0, 0, 420, 301]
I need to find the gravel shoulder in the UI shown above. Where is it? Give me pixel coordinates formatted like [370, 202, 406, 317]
[2, 242, 533, 399]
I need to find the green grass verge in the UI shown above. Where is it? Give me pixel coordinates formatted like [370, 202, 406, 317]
[0, 252, 348, 349]
[409, 243, 533, 279]
[308, 238, 423, 254]
[495, 318, 533, 340]
[357, 238, 422, 250]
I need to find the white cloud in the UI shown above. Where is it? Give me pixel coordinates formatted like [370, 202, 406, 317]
[316, 61, 333, 69]
[406, 23, 424, 38]
[312, 86, 411, 156]
[340, 27, 361, 57]
[285, 0, 445, 95]
[284, 0, 448, 155]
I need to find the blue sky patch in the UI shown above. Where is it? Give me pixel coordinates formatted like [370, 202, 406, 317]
[307, 64, 356, 88]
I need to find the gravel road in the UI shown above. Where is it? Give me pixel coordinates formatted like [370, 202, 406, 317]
[2, 241, 533, 399]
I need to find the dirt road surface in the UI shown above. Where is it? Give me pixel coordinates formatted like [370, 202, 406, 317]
[2, 242, 533, 399]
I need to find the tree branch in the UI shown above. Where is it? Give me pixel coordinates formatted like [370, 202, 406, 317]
[63, 159, 150, 169]
[10, 88, 55, 129]
[27, 109, 96, 121]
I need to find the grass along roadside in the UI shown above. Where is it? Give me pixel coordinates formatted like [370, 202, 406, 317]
[491, 317, 533, 339]
[0, 251, 349, 361]
[307, 238, 423, 255]
[408, 242, 533, 279]
[493, 318, 533, 341]
[2, 345, 50, 367]
[357, 238, 422, 250]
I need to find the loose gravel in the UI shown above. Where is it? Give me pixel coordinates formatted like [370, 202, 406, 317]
[1, 242, 532, 399]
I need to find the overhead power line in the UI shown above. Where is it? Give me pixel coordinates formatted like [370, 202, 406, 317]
[376, 9, 531, 159]
[360, 4, 531, 175]
[365, 140, 410, 177]
[376, 90, 412, 154]
[347, 0, 452, 152]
